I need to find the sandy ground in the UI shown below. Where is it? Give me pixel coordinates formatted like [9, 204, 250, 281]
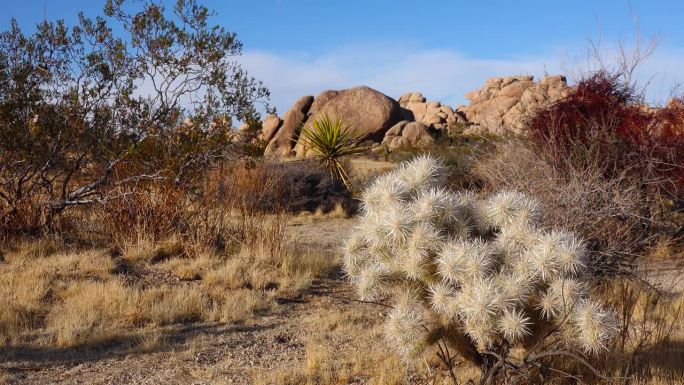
[0, 280, 368, 385]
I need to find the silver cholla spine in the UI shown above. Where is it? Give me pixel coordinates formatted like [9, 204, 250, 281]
[343, 155, 617, 361]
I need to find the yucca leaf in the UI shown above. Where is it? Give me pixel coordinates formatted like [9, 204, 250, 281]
[298, 113, 366, 190]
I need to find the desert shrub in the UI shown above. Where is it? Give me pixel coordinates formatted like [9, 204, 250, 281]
[87, 159, 353, 257]
[100, 184, 192, 243]
[201, 160, 356, 257]
[343, 156, 618, 384]
[475, 141, 656, 278]
[527, 71, 684, 199]
[383, 132, 498, 192]
[0, 0, 269, 239]
[217, 160, 356, 215]
[649, 98, 684, 197]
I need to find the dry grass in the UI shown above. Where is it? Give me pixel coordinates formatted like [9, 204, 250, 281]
[0, 219, 336, 349]
[120, 235, 186, 264]
[252, 304, 414, 385]
[248, 282, 684, 385]
[597, 279, 684, 385]
[0, 158, 341, 357]
[251, 147, 684, 385]
[1, 145, 682, 384]
[645, 236, 684, 261]
[1, 218, 681, 384]
[250, 300, 490, 385]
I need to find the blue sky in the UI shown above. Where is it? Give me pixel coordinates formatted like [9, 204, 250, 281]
[2, 0, 684, 113]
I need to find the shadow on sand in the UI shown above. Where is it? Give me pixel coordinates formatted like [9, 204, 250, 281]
[0, 321, 279, 369]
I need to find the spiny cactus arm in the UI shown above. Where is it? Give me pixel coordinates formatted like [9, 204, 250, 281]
[380, 207, 414, 243]
[357, 212, 389, 246]
[528, 232, 564, 282]
[495, 271, 535, 308]
[401, 222, 443, 280]
[498, 308, 532, 342]
[355, 263, 391, 300]
[436, 240, 470, 284]
[554, 231, 589, 276]
[396, 154, 447, 195]
[572, 300, 618, 354]
[481, 190, 542, 230]
[384, 292, 430, 361]
[427, 282, 459, 318]
[360, 173, 408, 215]
[548, 278, 586, 316]
[537, 290, 561, 320]
[439, 191, 470, 228]
[346, 155, 617, 379]
[462, 240, 498, 280]
[495, 221, 540, 264]
[342, 232, 369, 277]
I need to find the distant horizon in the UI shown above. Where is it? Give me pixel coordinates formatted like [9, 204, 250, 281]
[3, 0, 684, 114]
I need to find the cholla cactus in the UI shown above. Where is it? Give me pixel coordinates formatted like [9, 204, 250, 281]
[344, 156, 617, 375]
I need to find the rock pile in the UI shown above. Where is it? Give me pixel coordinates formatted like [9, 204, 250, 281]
[397, 92, 466, 131]
[264, 95, 313, 157]
[457, 75, 572, 134]
[381, 121, 434, 150]
[258, 75, 573, 157]
[262, 86, 403, 158]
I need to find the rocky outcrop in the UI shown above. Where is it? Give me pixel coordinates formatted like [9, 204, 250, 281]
[264, 95, 314, 157]
[308, 86, 403, 142]
[264, 86, 403, 158]
[259, 114, 283, 143]
[457, 75, 572, 134]
[308, 90, 340, 117]
[381, 120, 434, 151]
[398, 92, 465, 131]
[259, 74, 573, 157]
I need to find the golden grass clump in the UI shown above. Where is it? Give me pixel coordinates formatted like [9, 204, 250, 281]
[0, 209, 334, 349]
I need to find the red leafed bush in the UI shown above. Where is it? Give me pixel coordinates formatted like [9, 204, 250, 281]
[527, 71, 684, 197]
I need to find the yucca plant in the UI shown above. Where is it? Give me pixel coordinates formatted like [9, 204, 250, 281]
[343, 155, 618, 384]
[298, 114, 366, 190]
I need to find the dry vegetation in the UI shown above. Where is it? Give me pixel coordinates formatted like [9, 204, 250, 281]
[0, 214, 337, 349]
[0, 159, 350, 384]
[0, 152, 683, 385]
[2, 102, 684, 385]
[1, 14, 683, 381]
[2, 122, 684, 384]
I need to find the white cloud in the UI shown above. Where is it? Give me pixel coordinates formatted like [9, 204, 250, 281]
[239, 43, 684, 114]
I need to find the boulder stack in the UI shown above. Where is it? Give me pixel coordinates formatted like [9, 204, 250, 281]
[258, 75, 573, 157]
[457, 75, 572, 134]
[262, 86, 403, 158]
[381, 120, 434, 151]
[264, 96, 314, 157]
[397, 92, 466, 131]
